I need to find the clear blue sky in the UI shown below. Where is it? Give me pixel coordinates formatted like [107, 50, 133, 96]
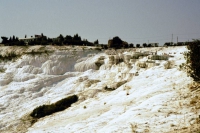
[1, 0, 200, 45]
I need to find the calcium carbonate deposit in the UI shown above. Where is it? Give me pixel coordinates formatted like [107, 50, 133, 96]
[0, 46, 199, 133]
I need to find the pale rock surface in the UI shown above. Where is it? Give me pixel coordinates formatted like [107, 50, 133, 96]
[0, 46, 199, 133]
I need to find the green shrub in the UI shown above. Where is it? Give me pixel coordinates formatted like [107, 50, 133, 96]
[25, 49, 53, 56]
[94, 47, 102, 51]
[0, 68, 6, 73]
[146, 60, 155, 63]
[30, 95, 78, 118]
[132, 55, 139, 59]
[151, 55, 168, 60]
[7, 52, 19, 60]
[104, 86, 115, 91]
[0, 52, 21, 61]
[104, 81, 127, 91]
[186, 40, 200, 81]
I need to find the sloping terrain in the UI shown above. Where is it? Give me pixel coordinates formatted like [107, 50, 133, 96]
[0, 46, 199, 133]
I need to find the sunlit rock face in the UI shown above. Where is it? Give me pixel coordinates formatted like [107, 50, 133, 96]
[74, 56, 99, 72]
[0, 47, 103, 132]
[1, 46, 198, 133]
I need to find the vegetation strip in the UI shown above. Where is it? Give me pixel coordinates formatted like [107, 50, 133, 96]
[30, 95, 78, 118]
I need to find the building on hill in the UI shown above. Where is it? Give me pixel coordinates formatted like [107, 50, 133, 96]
[19, 37, 35, 45]
[19, 33, 47, 45]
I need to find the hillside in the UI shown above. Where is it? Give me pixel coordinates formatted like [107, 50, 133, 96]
[0, 46, 199, 133]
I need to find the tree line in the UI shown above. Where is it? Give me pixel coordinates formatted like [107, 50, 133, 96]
[107, 36, 159, 49]
[108, 36, 191, 49]
[1, 36, 25, 46]
[1, 33, 99, 47]
[1, 34, 190, 49]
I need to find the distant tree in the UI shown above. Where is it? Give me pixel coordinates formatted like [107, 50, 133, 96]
[65, 35, 72, 41]
[94, 39, 99, 44]
[42, 36, 47, 41]
[177, 42, 185, 46]
[9, 36, 12, 42]
[82, 39, 88, 46]
[143, 43, 147, 47]
[87, 42, 94, 46]
[113, 36, 122, 46]
[16, 40, 25, 46]
[164, 42, 172, 47]
[47, 38, 53, 44]
[129, 43, 134, 48]
[58, 34, 64, 41]
[101, 44, 108, 49]
[108, 36, 123, 48]
[1, 36, 8, 44]
[147, 44, 152, 47]
[136, 44, 140, 48]
[16, 37, 19, 41]
[155, 43, 158, 47]
[82, 39, 93, 46]
[12, 35, 16, 41]
[41, 40, 48, 45]
[73, 34, 81, 41]
[122, 41, 128, 48]
[25, 35, 27, 38]
[56, 34, 64, 45]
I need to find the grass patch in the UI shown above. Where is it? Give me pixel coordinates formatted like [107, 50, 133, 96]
[104, 81, 127, 91]
[0, 52, 21, 62]
[132, 55, 139, 59]
[94, 47, 102, 51]
[30, 95, 78, 118]
[0, 68, 6, 73]
[0, 49, 53, 62]
[25, 49, 53, 56]
[151, 55, 168, 60]
[146, 60, 155, 63]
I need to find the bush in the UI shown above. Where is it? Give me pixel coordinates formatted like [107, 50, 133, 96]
[129, 43, 134, 48]
[0, 52, 21, 61]
[151, 55, 168, 60]
[30, 95, 78, 118]
[0, 68, 6, 73]
[186, 40, 200, 81]
[136, 44, 140, 48]
[25, 49, 53, 56]
[104, 86, 115, 91]
[104, 81, 127, 91]
[7, 52, 19, 59]
[108, 36, 127, 49]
